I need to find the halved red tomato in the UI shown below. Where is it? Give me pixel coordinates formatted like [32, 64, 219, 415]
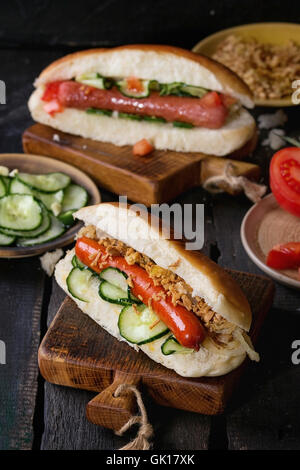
[270, 147, 300, 217]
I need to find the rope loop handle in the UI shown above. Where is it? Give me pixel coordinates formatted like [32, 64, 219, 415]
[114, 383, 154, 450]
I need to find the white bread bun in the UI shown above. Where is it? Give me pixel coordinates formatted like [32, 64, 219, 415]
[54, 202, 257, 377]
[29, 45, 255, 156]
[55, 248, 247, 377]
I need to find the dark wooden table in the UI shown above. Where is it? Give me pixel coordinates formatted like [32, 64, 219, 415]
[0, 0, 300, 451]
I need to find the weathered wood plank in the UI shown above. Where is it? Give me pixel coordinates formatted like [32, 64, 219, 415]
[0, 48, 51, 450]
[224, 303, 300, 450]
[212, 193, 300, 450]
[0, 257, 45, 450]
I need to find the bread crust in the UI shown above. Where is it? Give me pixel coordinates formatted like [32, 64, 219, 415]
[35, 44, 254, 108]
[74, 202, 252, 331]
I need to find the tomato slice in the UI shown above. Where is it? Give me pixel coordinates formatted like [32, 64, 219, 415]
[132, 139, 154, 157]
[43, 99, 64, 116]
[266, 242, 300, 269]
[200, 91, 222, 108]
[221, 94, 237, 109]
[126, 76, 144, 93]
[270, 147, 300, 217]
[42, 81, 62, 102]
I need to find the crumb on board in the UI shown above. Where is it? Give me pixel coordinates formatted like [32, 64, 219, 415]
[9, 168, 18, 177]
[52, 133, 60, 142]
[262, 129, 286, 150]
[258, 110, 288, 129]
[40, 248, 64, 276]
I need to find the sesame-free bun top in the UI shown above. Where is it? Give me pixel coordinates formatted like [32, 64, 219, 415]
[74, 202, 252, 332]
[35, 44, 254, 108]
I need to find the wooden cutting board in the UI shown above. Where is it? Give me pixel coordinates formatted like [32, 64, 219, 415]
[38, 269, 274, 431]
[23, 124, 260, 206]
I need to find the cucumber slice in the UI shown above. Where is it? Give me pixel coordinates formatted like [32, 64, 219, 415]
[118, 304, 169, 345]
[0, 178, 7, 197]
[161, 335, 193, 355]
[0, 194, 42, 231]
[76, 73, 112, 90]
[143, 116, 166, 124]
[67, 267, 96, 302]
[58, 210, 75, 227]
[99, 280, 131, 306]
[61, 184, 88, 212]
[9, 178, 32, 195]
[180, 84, 208, 98]
[2, 176, 11, 192]
[118, 112, 142, 121]
[0, 203, 50, 238]
[160, 82, 183, 96]
[129, 291, 143, 305]
[17, 172, 71, 193]
[99, 268, 143, 305]
[17, 214, 65, 246]
[173, 121, 194, 129]
[35, 189, 64, 214]
[10, 178, 64, 214]
[99, 267, 129, 292]
[0, 231, 16, 246]
[160, 81, 208, 98]
[76, 72, 106, 89]
[116, 79, 151, 98]
[86, 108, 113, 117]
[149, 80, 160, 91]
[72, 255, 88, 270]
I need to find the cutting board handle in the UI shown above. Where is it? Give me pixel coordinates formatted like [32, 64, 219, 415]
[86, 370, 140, 431]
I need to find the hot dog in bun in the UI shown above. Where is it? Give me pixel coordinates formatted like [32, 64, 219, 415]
[55, 202, 259, 377]
[29, 45, 256, 156]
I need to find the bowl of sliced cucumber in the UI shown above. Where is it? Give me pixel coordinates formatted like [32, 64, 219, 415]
[0, 153, 101, 258]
